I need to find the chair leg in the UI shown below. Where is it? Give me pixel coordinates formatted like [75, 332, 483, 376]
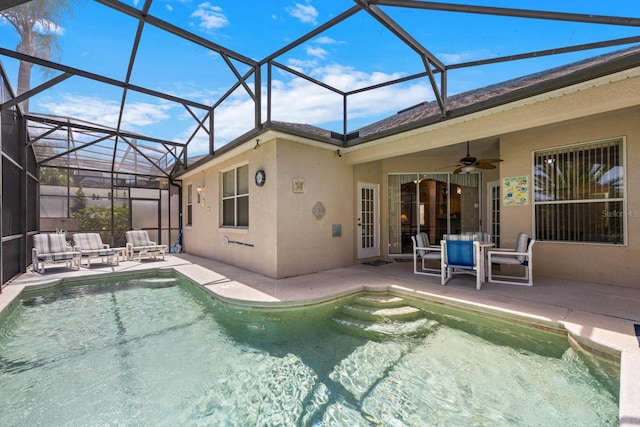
[441, 266, 451, 285]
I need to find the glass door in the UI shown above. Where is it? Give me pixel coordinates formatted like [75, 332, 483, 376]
[130, 198, 160, 243]
[388, 173, 481, 256]
[357, 182, 380, 259]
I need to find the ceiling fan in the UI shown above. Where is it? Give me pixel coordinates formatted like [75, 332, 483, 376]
[453, 142, 502, 174]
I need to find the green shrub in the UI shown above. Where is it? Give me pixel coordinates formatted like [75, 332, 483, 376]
[72, 205, 129, 247]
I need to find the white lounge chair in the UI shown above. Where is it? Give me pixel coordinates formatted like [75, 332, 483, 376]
[411, 232, 441, 276]
[32, 233, 81, 274]
[441, 234, 483, 290]
[125, 230, 167, 261]
[487, 232, 535, 286]
[72, 233, 120, 267]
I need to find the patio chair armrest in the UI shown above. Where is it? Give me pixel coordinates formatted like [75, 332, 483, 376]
[488, 249, 527, 256]
[415, 245, 442, 251]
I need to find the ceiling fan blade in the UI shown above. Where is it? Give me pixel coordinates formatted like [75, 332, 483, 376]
[476, 158, 503, 163]
[453, 167, 463, 174]
[475, 163, 496, 169]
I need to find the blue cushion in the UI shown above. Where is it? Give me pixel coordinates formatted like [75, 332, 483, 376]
[446, 240, 475, 267]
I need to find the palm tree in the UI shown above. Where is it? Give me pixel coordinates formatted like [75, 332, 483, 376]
[1, 0, 76, 112]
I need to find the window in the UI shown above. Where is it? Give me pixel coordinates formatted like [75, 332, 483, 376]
[533, 138, 624, 244]
[222, 164, 249, 227]
[186, 184, 193, 226]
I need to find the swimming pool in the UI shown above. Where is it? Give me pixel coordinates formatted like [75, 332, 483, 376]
[0, 273, 619, 426]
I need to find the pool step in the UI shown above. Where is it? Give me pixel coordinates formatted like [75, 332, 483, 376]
[331, 293, 438, 340]
[332, 315, 438, 339]
[340, 303, 423, 322]
[352, 294, 407, 308]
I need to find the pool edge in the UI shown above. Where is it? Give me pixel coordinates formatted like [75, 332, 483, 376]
[2, 262, 638, 426]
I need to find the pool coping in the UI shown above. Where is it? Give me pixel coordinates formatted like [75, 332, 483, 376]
[2, 259, 639, 426]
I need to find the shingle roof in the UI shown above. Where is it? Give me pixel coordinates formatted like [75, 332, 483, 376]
[270, 45, 640, 146]
[353, 45, 640, 141]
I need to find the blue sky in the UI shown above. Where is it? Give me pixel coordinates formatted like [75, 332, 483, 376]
[1, 0, 639, 156]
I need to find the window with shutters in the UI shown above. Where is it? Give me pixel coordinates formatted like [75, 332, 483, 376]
[533, 138, 625, 244]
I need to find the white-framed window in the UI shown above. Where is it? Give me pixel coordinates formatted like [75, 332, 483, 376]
[533, 137, 625, 244]
[186, 184, 193, 226]
[221, 164, 249, 227]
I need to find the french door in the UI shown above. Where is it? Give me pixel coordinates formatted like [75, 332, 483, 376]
[357, 182, 380, 259]
[388, 173, 481, 256]
[487, 180, 501, 247]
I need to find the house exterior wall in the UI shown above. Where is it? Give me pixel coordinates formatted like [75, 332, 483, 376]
[182, 137, 353, 279]
[181, 140, 278, 276]
[182, 69, 640, 288]
[499, 106, 640, 288]
[274, 139, 354, 277]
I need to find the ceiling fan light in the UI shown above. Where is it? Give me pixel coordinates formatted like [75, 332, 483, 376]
[461, 165, 476, 173]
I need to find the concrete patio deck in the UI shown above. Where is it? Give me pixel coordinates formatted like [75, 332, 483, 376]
[3, 253, 640, 426]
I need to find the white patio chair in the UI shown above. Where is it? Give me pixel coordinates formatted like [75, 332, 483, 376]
[463, 231, 491, 243]
[125, 230, 168, 261]
[441, 234, 483, 290]
[72, 233, 120, 267]
[32, 233, 81, 274]
[411, 232, 441, 276]
[487, 232, 535, 286]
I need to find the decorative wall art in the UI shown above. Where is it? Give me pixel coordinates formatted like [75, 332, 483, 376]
[503, 176, 529, 205]
[293, 178, 305, 193]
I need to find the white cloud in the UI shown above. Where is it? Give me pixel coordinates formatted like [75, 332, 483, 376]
[33, 69, 433, 157]
[286, 58, 319, 73]
[183, 64, 433, 154]
[287, 2, 319, 25]
[37, 94, 173, 131]
[308, 63, 405, 92]
[305, 46, 327, 59]
[438, 50, 494, 65]
[191, 3, 229, 31]
[274, 64, 430, 118]
[34, 20, 64, 35]
[315, 36, 336, 45]
[439, 53, 472, 64]
[166, 5, 173, 12]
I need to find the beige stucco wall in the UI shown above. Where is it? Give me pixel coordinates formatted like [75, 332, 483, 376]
[499, 106, 640, 288]
[181, 139, 278, 276]
[181, 69, 640, 287]
[181, 136, 353, 279]
[274, 138, 354, 277]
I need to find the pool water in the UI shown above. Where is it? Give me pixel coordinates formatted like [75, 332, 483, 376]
[0, 275, 619, 426]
